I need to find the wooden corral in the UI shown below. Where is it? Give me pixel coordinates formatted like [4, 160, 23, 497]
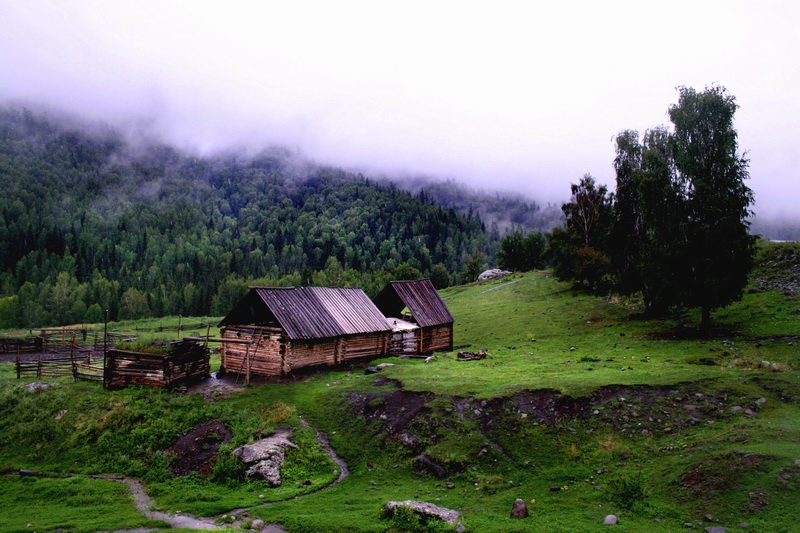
[104, 339, 210, 389]
[218, 287, 392, 379]
[373, 279, 455, 355]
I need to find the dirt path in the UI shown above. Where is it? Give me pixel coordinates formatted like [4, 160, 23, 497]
[105, 417, 349, 532]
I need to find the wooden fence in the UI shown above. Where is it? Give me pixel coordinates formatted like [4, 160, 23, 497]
[15, 353, 98, 380]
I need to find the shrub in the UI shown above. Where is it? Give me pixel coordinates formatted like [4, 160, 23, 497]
[608, 469, 650, 510]
[209, 444, 245, 486]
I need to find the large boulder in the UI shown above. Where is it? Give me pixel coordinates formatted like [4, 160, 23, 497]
[478, 269, 512, 281]
[233, 429, 298, 486]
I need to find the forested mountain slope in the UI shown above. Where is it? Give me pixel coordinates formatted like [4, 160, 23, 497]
[0, 107, 496, 327]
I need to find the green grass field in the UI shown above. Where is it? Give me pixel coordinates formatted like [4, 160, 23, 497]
[1, 259, 798, 531]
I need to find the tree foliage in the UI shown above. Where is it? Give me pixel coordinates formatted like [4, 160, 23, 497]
[550, 175, 614, 289]
[668, 85, 755, 330]
[557, 86, 755, 331]
[0, 107, 498, 327]
[496, 231, 546, 272]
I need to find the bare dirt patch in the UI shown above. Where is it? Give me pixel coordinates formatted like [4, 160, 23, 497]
[166, 419, 232, 478]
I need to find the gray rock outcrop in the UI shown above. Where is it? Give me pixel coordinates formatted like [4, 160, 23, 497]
[233, 429, 298, 486]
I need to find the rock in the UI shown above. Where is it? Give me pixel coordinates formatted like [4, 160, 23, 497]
[251, 519, 265, 529]
[412, 454, 446, 479]
[385, 500, 461, 525]
[399, 433, 420, 448]
[510, 498, 528, 518]
[739, 523, 750, 528]
[456, 522, 466, 532]
[731, 405, 743, 412]
[365, 363, 394, 374]
[744, 408, 757, 417]
[705, 528, 727, 533]
[478, 268, 512, 281]
[233, 430, 298, 486]
[24, 382, 53, 392]
[603, 514, 618, 525]
[550, 485, 562, 492]
[641, 429, 650, 436]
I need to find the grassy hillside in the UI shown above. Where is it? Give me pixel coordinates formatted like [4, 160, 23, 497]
[0, 261, 799, 531]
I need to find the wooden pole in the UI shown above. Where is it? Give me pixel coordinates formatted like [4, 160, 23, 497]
[103, 308, 109, 389]
[246, 344, 251, 386]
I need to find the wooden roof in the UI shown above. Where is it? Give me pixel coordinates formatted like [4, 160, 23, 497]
[374, 279, 454, 328]
[219, 287, 392, 340]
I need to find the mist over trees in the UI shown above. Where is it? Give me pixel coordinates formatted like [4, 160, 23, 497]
[552, 86, 755, 331]
[0, 107, 501, 327]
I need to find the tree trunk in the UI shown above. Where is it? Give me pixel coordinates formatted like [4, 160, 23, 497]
[700, 305, 711, 336]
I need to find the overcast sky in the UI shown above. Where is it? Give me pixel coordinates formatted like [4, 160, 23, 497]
[1, 1, 798, 216]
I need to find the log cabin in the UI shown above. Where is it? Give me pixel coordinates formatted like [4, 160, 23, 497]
[218, 287, 392, 377]
[373, 279, 454, 355]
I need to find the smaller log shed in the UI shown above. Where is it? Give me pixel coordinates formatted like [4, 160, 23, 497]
[373, 279, 454, 355]
[104, 339, 210, 389]
[218, 287, 392, 377]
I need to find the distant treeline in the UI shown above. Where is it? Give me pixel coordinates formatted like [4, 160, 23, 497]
[0, 107, 498, 327]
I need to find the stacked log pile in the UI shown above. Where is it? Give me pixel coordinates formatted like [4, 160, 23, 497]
[105, 340, 209, 389]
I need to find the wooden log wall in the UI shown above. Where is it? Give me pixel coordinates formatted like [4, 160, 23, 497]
[220, 327, 390, 377]
[420, 325, 454, 354]
[340, 332, 390, 362]
[220, 326, 285, 377]
[288, 339, 338, 372]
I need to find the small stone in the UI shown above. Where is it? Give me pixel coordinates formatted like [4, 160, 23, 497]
[641, 429, 650, 436]
[456, 522, 466, 533]
[550, 485, 561, 492]
[731, 406, 743, 412]
[603, 514, 618, 525]
[251, 519, 265, 529]
[744, 408, 756, 417]
[705, 527, 727, 533]
[510, 498, 528, 518]
[259, 494, 265, 499]
[739, 523, 750, 529]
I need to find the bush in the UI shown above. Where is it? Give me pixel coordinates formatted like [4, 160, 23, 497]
[608, 469, 650, 510]
[209, 444, 245, 486]
[382, 505, 452, 533]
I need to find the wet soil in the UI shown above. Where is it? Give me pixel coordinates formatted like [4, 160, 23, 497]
[166, 419, 232, 478]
